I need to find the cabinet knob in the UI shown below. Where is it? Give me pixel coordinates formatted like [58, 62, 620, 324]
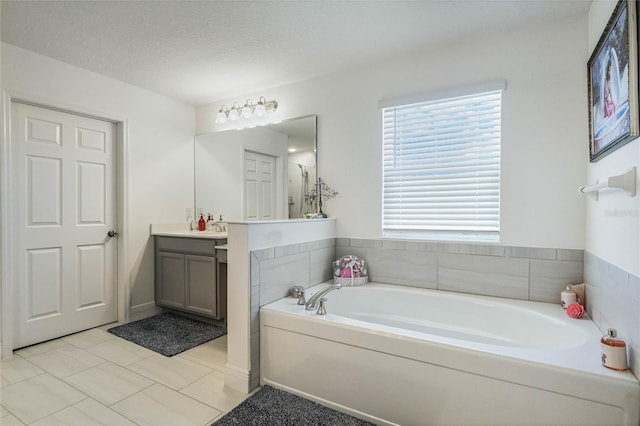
[107, 230, 119, 238]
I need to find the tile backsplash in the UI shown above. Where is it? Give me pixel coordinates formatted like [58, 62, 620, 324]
[336, 239, 584, 303]
[584, 251, 639, 376]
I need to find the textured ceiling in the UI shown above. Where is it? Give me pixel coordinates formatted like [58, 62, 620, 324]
[1, 1, 591, 106]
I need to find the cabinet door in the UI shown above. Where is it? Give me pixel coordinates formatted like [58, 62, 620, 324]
[157, 252, 185, 308]
[185, 254, 217, 317]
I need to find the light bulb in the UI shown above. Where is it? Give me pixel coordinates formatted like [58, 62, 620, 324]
[215, 107, 227, 124]
[228, 104, 239, 121]
[254, 96, 266, 117]
[241, 100, 253, 119]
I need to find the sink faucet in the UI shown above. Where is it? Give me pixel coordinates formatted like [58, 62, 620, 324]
[305, 284, 341, 310]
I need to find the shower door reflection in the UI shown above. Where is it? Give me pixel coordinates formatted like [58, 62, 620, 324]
[287, 157, 316, 219]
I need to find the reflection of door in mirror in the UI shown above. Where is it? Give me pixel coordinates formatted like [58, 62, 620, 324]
[245, 151, 276, 220]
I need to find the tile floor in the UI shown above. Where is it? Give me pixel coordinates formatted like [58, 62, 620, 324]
[0, 323, 250, 425]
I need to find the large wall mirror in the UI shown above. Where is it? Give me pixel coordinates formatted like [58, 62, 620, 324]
[194, 115, 317, 221]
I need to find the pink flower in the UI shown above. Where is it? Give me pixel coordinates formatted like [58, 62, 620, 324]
[566, 302, 584, 319]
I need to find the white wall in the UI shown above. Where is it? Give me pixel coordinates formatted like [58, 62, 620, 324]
[0, 14, 4, 348]
[1, 43, 195, 320]
[197, 15, 588, 249]
[586, 1, 640, 276]
[195, 127, 288, 220]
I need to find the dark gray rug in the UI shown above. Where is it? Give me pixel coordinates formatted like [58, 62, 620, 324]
[107, 312, 226, 357]
[212, 385, 374, 426]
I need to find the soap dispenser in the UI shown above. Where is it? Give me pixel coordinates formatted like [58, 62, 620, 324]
[601, 328, 627, 371]
[206, 213, 213, 231]
[560, 285, 577, 309]
[186, 208, 194, 231]
[218, 214, 226, 232]
[198, 213, 206, 231]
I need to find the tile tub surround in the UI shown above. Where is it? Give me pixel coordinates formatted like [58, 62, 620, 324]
[250, 238, 336, 387]
[335, 238, 584, 303]
[584, 251, 640, 377]
[250, 237, 640, 407]
[250, 237, 585, 389]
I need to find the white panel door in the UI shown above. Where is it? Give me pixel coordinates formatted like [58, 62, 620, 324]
[12, 102, 117, 348]
[244, 151, 276, 220]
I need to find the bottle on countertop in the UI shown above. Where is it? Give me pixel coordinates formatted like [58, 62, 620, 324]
[198, 213, 206, 231]
[560, 285, 577, 309]
[206, 213, 213, 231]
[213, 214, 225, 232]
[601, 328, 627, 371]
[186, 208, 194, 231]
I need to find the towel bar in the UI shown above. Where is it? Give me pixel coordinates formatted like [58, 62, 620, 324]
[578, 167, 636, 200]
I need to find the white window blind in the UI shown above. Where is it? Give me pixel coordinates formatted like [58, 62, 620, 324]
[382, 89, 502, 240]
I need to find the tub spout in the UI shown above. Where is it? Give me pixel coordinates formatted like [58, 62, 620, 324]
[305, 284, 341, 310]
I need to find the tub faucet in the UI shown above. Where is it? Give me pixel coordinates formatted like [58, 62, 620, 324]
[305, 284, 341, 311]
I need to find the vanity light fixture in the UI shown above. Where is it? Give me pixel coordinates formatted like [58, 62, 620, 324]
[215, 96, 278, 124]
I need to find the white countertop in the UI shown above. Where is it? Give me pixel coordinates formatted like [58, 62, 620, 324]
[151, 217, 335, 240]
[150, 223, 227, 240]
[226, 218, 334, 224]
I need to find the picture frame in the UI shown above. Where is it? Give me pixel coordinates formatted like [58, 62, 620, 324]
[587, 0, 639, 162]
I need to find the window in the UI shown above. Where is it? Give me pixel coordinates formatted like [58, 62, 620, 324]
[381, 83, 503, 241]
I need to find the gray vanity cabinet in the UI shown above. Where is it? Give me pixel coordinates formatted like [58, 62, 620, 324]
[184, 254, 217, 316]
[157, 252, 186, 309]
[155, 236, 226, 320]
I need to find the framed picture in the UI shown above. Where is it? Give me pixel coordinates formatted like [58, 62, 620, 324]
[587, 0, 639, 162]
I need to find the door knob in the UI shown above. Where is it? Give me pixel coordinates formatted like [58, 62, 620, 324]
[107, 230, 119, 238]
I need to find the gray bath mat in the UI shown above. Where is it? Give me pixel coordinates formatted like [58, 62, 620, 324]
[212, 385, 374, 426]
[108, 312, 225, 357]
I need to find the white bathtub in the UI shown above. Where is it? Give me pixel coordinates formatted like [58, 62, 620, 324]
[260, 283, 640, 426]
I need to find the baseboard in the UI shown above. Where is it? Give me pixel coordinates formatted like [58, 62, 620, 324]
[250, 375, 260, 391]
[129, 301, 162, 322]
[225, 364, 252, 394]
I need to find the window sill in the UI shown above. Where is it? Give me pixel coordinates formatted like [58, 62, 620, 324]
[382, 230, 500, 244]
